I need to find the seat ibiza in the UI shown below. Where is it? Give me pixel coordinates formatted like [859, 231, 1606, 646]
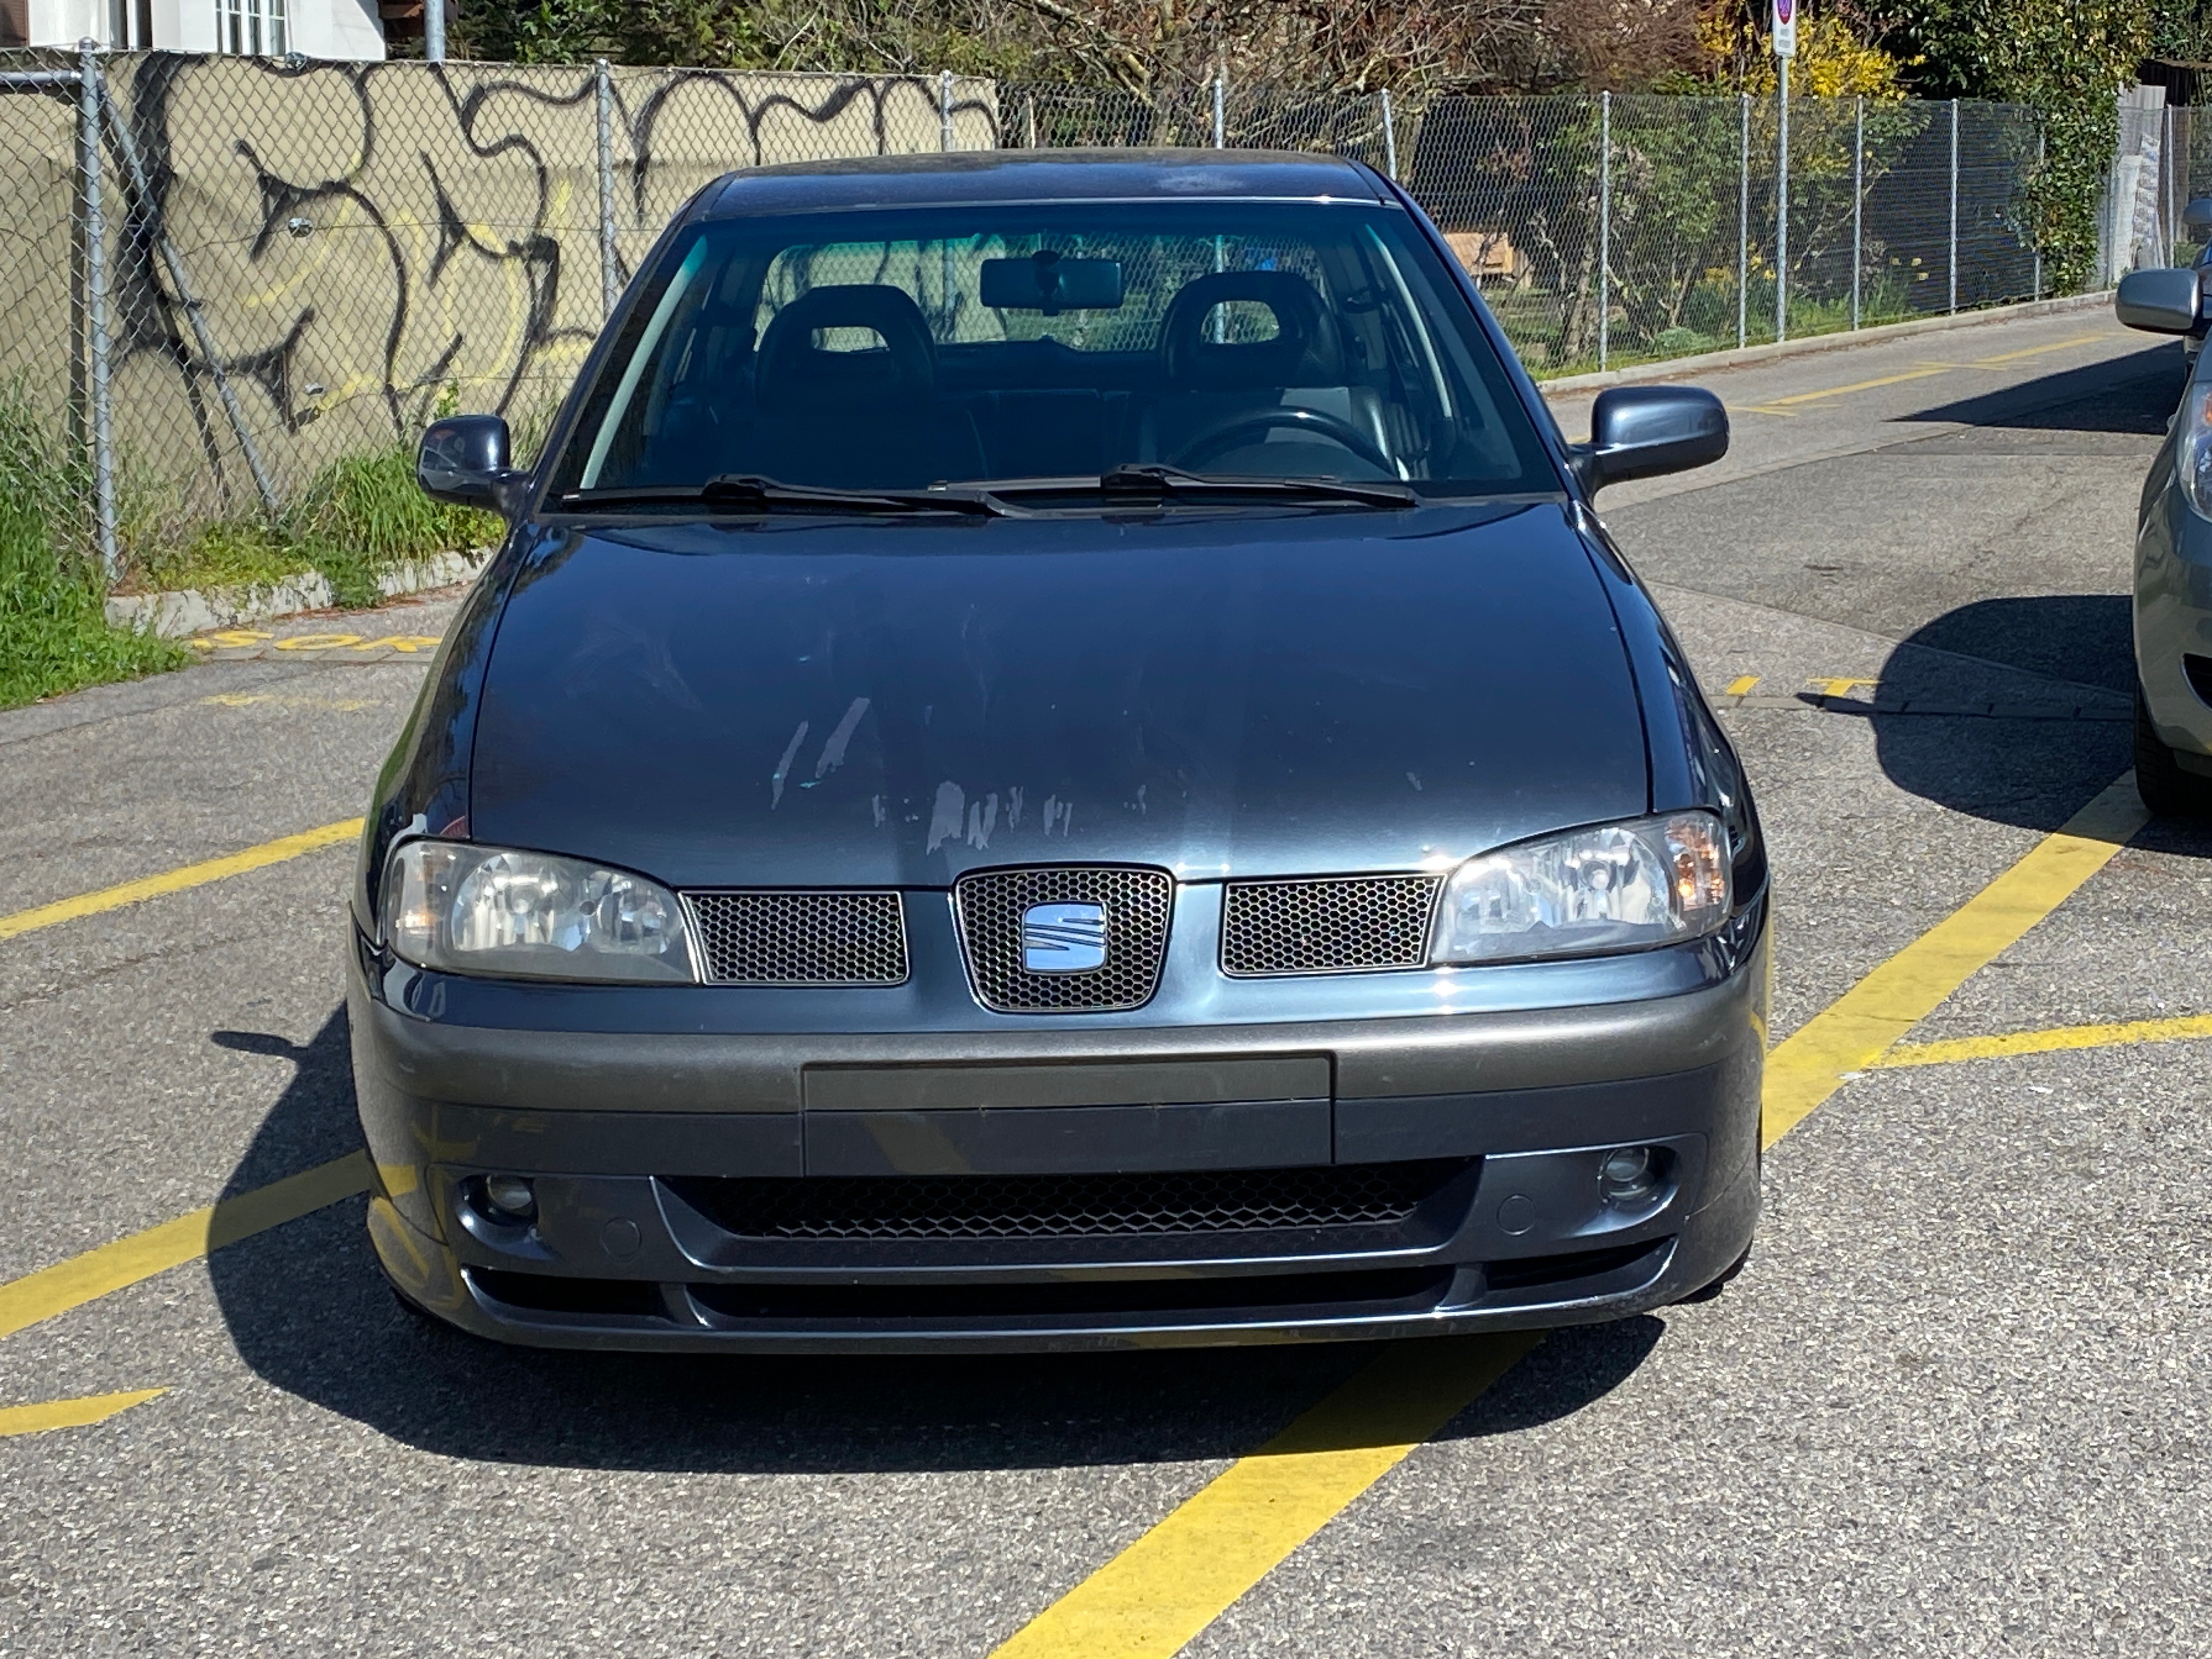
[349, 148, 1768, 1351]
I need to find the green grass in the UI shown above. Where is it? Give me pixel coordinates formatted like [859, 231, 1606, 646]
[289, 445, 501, 609]
[135, 444, 501, 611]
[136, 516, 312, 595]
[0, 399, 185, 712]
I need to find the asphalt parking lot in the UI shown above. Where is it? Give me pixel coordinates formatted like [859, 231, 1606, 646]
[3, 302, 2207, 1656]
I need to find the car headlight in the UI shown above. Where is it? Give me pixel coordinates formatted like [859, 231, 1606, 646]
[379, 840, 696, 983]
[1429, 811, 1730, 966]
[2181, 381, 2212, 519]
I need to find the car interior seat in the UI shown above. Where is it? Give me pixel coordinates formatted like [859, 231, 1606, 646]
[749, 284, 986, 487]
[1134, 270, 1393, 476]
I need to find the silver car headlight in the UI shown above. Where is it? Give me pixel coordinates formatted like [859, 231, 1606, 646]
[1429, 811, 1730, 966]
[2180, 381, 2212, 519]
[379, 840, 696, 983]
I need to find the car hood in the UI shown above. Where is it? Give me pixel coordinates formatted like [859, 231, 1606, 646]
[469, 501, 1650, 887]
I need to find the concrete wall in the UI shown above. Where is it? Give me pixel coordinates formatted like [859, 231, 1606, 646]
[0, 51, 997, 540]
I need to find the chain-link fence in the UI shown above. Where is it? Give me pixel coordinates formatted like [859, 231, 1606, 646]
[1005, 81, 2047, 376]
[1, 48, 2064, 591]
[0, 46, 993, 580]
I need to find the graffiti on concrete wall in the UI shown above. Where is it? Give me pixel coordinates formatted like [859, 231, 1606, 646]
[21, 51, 995, 523]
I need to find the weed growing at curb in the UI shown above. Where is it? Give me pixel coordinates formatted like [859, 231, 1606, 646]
[0, 397, 185, 712]
[138, 443, 501, 609]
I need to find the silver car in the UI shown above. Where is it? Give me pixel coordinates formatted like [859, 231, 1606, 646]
[2118, 263, 2212, 815]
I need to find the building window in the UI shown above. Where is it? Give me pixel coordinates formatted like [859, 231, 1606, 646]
[217, 0, 289, 55]
[108, 0, 153, 48]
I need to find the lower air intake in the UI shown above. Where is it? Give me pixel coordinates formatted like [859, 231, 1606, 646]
[667, 1160, 1467, 1242]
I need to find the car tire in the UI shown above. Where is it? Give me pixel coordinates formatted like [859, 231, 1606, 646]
[2135, 686, 2212, 819]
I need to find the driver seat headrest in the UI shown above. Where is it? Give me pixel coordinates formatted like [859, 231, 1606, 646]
[756, 284, 938, 413]
[1160, 270, 1342, 391]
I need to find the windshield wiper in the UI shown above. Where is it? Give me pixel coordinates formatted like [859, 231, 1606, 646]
[1091, 464, 1416, 509]
[558, 474, 1007, 516]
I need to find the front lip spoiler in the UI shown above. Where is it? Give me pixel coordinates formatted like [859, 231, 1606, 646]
[449, 1237, 1679, 1354]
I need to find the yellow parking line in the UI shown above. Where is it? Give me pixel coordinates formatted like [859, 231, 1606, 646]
[0, 1153, 371, 1341]
[1970, 332, 2107, 366]
[1758, 365, 1956, 408]
[1722, 674, 1761, 696]
[992, 770, 2147, 1658]
[1761, 774, 2147, 1146]
[0, 819, 362, 943]
[990, 1332, 1541, 1659]
[1875, 1011, 2212, 1069]
[0, 1389, 165, 1437]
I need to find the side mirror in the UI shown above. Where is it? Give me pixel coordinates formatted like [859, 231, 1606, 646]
[2185, 198, 2212, 236]
[418, 414, 526, 515]
[1573, 386, 1729, 493]
[2115, 268, 2201, 335]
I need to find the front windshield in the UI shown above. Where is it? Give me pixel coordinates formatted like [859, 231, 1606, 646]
[549, 200, 1556, 500]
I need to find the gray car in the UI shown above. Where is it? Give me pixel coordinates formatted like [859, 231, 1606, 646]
[2117, 262, 2212, 815]
[349, 149, 1768, 1352]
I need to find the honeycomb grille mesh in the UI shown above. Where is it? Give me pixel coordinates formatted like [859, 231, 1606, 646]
[668, 1162, 1463, 1241]
[1221, 876, 1442, 977]
[683, 890, 908, 985]
[955, 866, 1172, 1012]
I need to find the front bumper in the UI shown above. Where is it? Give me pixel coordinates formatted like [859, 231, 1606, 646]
[348, 921, 1767, 1353]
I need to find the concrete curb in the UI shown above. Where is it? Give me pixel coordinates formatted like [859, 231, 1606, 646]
[1536, 290, 2119, 396]
[105, 546, 494, 639]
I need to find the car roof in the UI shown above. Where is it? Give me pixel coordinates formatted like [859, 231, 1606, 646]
[697, 148, 1389, 219]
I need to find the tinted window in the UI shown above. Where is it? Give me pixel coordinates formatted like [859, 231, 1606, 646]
[551, 201, 1555, 499]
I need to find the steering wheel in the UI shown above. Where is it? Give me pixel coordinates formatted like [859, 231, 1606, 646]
[1166, 407, 1396, 476]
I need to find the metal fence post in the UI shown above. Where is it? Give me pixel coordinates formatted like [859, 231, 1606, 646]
[77, 41, 116, 582]
[1737, 91, 1748, 351]
[1211, 70, 1227, 337]
[424, 0, 444, 63]
[1852, 96, 1864, 330]
[2165, 101, 2176, 262]
[1598, 91, 1610, 371]
[594, 60, 618, 320]
[1948, 98, 1959, 314]
[1380, 89, 1397, 181]
[2033, 126, 2045, 300]
[939, 70, 953, 151]
[1776, 62, 1790, 345]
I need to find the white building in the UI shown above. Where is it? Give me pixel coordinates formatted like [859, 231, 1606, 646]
[1, 1, 388, 60]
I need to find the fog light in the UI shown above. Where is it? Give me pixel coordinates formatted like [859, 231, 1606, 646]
[479, 1175, 537, 1223]
[1597, 1147, 1660, 1206]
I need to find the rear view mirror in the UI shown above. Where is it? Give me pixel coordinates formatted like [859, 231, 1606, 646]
[980, 253, 1125, 314]
[1574, 386, 1729, 493]
[2115, 267, 2202, 335]
[418, 414, 526, 515]
[2186, 198, 2212, 236]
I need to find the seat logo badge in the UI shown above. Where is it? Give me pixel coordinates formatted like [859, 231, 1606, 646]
[1022, 901, 1108, 972]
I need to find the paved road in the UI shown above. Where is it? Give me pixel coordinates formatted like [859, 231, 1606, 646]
[2, 306, 2207, 1656]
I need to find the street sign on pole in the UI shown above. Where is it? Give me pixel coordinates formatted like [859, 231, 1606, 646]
[1773, 0, 1797, 59]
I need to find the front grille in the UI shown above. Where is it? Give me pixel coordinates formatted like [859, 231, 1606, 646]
[954, 865, 1172, 1012]
[682, 890, 908, 985]
[1221, 874, 1441, 977]
[667, 1160, 1465, 1241]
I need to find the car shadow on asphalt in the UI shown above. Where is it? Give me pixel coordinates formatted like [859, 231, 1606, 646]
[1894, 342, 2181, 436]
[205, 1007, 1664, 1473]
[1836, 594, 2140, 836]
